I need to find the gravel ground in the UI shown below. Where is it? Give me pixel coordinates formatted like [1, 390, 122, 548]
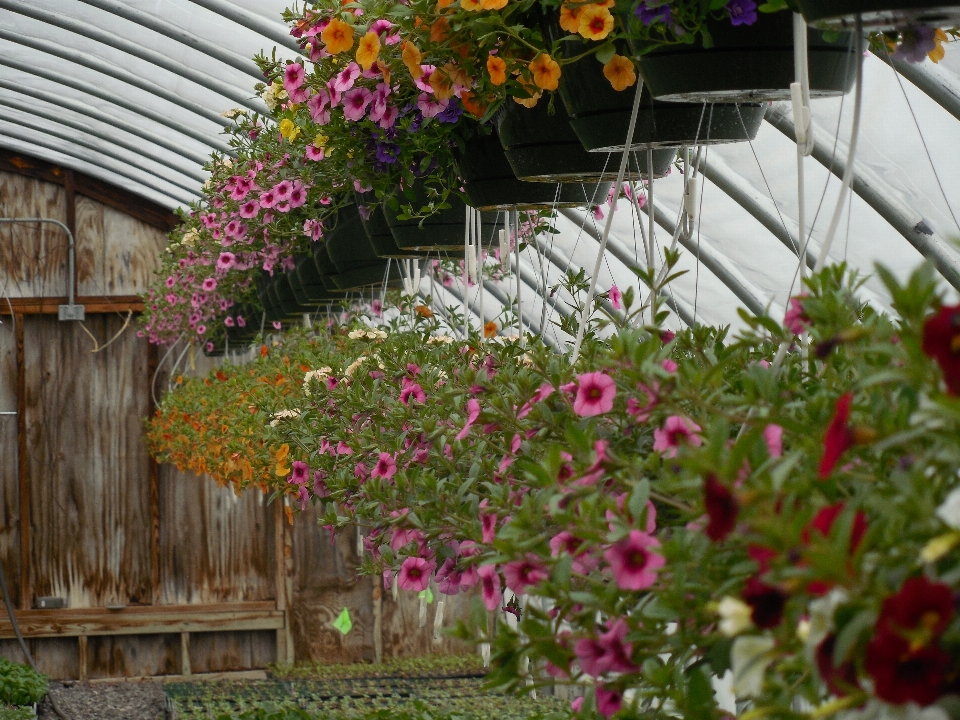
[37, 681, 167, 720]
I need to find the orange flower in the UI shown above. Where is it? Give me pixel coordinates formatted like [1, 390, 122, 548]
[429, 67, 456, 100]
[578, 4, 613, 40]
[443, 62, 471, 88]
[480, 0, 508, 9]
[437, 0, 455, 7]
[431, 15, 450, 42]
[460, 90, 488, 117]
[513, 93, 541, 108]
[321, 17, 354, 54]
[603, 54, 636, 91]
[486, 54, 507, 85]
[402, 41, 424, 80]
[529, 53, 561, 91]
[356, 30, 381, 70]
[559, 3, 582, 33]
[415, 304, 435, 318]
[930, 28, 948, 63]
[376, 60, 391, 84]
[484, 321, 498, 338]
[461, 0, 483, 11]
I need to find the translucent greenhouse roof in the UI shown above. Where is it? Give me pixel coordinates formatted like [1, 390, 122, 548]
[2, 0, 960, 335]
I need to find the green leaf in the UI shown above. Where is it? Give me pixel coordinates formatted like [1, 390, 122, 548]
[595, 43, 616, 64]
[332, 607, 353, 635]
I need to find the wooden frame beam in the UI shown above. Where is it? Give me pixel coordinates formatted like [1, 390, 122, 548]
[0, 296, 144, 315]
[15, 312, 28, 610]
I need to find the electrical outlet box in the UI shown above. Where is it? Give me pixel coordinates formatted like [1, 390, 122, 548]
[58, 304, 85, 321]
[35, 596, 65, 609]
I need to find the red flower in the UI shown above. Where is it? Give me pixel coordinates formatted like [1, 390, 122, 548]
[741, 577, 787, 629]
[876, 576, 953, 641]
[865, 629, 949, 706]
[816, 634, 860, 697]
[802, 502, 868, 551]
[704, 474, 738, 541]
[819, 392, 855, 479]
[922, 304, 960, 395]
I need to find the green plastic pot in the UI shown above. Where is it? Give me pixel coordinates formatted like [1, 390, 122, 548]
[312, 239, 347, 293]
[633, 12, 856, 102]
[796, 0, 960, 28]
[383, 179, 504, 252]
[294, 252, 348, 303]
[255, 275, 285, 323]
[326, 203, 404, 290]
[545, 19, 763, 151]
[273, 272, 317, 316]
[354, 191, 425, 259]
[454, 130, 611, 209]
[496, 99, 677, 181]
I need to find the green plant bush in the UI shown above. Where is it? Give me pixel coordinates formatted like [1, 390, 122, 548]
[0, 706, 36, 720]
[0, 659, 46, 707]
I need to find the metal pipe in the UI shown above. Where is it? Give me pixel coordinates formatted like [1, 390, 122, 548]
[0, 57, 234, 155]
[0, 80, 214, 166]
[0, 218, 76, 308]
[0, 127, 197, 207]
[185, 0, 302, 52]
[873, 50, 960, 122]
[0, 0, 267, 112]
[765, 102, 960, 291]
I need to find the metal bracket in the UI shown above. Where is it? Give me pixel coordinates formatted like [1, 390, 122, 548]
[58, 304, 85, 322]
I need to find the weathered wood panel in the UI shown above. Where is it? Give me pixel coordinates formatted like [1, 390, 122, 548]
[0, 171, 69, 298]
[381, 586, 476, 660]
[189, 630, 276, 673]
[0, 319, 18, 606]
[158, 470, 276, 605]
[87, 633, 180, 679]
[0, 638, 80, 680]
[290, 511, 375, 664]
[76, 199, 168, 297]
[24, 314, 152, 608]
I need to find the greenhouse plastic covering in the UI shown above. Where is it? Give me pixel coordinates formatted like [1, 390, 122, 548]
[2, 0, 960, 336]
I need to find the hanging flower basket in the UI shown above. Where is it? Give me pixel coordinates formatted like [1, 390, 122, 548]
[634, 13, 856, 102]
[311, 239, 343, 294]
[546, 21, 764, 152]
[325, 203, 404, 291]
[291, 252, 347, 303]
[354, 191, 426, 260]
[796, 0, 960, 28]
[496, 99, 677, 182]
[454, 130, 611, 210]
[383, 179, 501, 252]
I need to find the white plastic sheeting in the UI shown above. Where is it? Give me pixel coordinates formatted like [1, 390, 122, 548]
[1, 1, 959, 334]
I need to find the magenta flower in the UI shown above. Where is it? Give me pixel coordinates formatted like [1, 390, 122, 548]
[596, 686, 623, 719]
[503, 554, 549, 593]
[288, 182, 307, 208]
[307, 89, 331, 124]
[783, 294, 810, 335]
[239, 199, 260, 218]
[417, 92, 448, 118]
[763, 424, 783, 458]
[608, 284, 622, 309]
[332, 62, 361, 92]
[573, 372, 616, 417]
[283, 62, 305, 91]
[336, 441, 353, 455]
[626, 382, 658, 421]
[456, 398, 481, 440]
[372, 452, 397, 479]
[661, 358, 677, 373]
[289, 460, 309, 486]
[652, 415, 703, 458]
[273, 180, 293, 202]
[400, 382, 426, 405]
[259, 189, 277, 209]
[517, 382, 554, 419]
[481, 512, 497, 544]
[397, 556, 435, 592]
[604, 530, 665, 590]
[436, 558, 463, 596]
[377, 104, 398, 129]
[343, 87, 373, 121]
[477, 564, 501, 610]
[201, 277, 217, 292]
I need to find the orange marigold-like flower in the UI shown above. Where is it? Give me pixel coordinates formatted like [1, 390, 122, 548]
[402, 41, 424, 80]
[415, 304, 435, 318]
[431, 15, 450, 42]
[356, 31, 381, 70]
[429, 68, 456, 100]
[486, 55, 507, 85]
[461, 0, 483, 11]
[529, 53, 561, 91]
[603, 54, 636, 91]
[480, 0, 508, 9]
[483, 321, 498, 338]
[321, 18, 354, 54]
[578, 4, 614, 40]
[559, 3, 582, 32]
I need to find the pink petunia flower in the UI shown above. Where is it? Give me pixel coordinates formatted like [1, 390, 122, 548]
[661, 358, 678, 373]
[259, 189, 278, 209]
[503, 554, 549, 593]
[481, 512, 497, 544]
[400, 382, 426, 405]
[397, 556, 435, 592]
[573, 372, 616, 417]
[477, 564, 501, 611]
[307, 89, 331, 125]
[332, 62, 361, 92]
[596, 686, 623, 719]
[289, 460, 309, 486]
[626, 382, 658, 422]
[764, 424, 783, 458]
[652, 415, 702, 458]
[216, 252, 236, 271]
[283, 62, 305, 92]
[603, 530, 665, 590]
[784, 294, 810, 335]
[201, 277, 217, 292]
[239, 199, 260, 218]
[371, 452, 397, 479]
[608, 284, 622, 309]
[517, 383, 554, 419]
[343, 87, 373, 121]
[456, 398, 481, 440]
[417, 92, 448, 118]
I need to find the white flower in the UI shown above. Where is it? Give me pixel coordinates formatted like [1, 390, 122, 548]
[221, 108, 246, 119]
[730, 635, 775, 698]
[182, 229, 199, 247]
[268, 409, 301, 427]
[717, 596, 753, 637]
[427, 335, 454, 345]
[805, 588, 848, 659]
[344, 355, 367, 378]
[302, 367, 333, 396]
[936, 485, 960, 530]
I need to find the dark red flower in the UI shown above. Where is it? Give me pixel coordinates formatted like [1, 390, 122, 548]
[816, 634, 860, 697]
[819, 393, 856, 479]
[742, 577, 787, 629]
[865, 629, 949, 706]
[704, 474, 739, 541]
[748, 545, 777, 573]
[922, 304, 960, 395]
[802, 502, 868, 552]
[877, 576, 953, 641]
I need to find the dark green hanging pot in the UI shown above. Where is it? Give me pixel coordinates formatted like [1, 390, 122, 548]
[545, 18, 764, 151]
[255, 274, 286, 323]
[454, 129, 612, 209]
[325, 202, 404, 290]
[225, 303, 259, 346]
[273, 272, 316, 316]
[293, 252, 348, 303]
[311, 238, 345, 294]
[796, 0, 960, 28]
[496, 99, 677, 182]
[383, 179, 503, 252]
[354, 191, 425, 259]
[633, 12, 856, 102]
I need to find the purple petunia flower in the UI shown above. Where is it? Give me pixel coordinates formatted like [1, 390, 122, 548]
[894, 24, 936, 63]
[635, 1, 670, 25]
[727, 0, 757, 26]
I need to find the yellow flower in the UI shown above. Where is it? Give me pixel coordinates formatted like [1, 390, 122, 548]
[558, 3, 582, 33]
[480, 0, 508, 9]
[920, 531, 960, 563]
[314, 133, 329, 148]
[486, 55, 507, 85]
[929, 28, 948, 63]
[356, 30, 381, 71]
[603, 54, 637, 91]
[278, 118, 301, 141]
[402, 41, 424, 80]
[578, 4, 614, 40]
[528, 53, 561, 91]
[321, 18, 354, 55]
[429, 67, 456, 100]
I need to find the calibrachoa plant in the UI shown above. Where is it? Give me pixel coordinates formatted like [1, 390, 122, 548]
[150, 256, 960, 720]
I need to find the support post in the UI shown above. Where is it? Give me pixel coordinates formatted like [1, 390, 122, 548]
[63, 169, 76, 296]
[274, 499, 294, 666]
[180, 631, 191, 677]
[78, 635, 88, 682]
[147, 342, 161, 604]
[15, 312, 28, 610]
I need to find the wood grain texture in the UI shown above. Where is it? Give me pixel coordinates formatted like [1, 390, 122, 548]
[88, 633, 180, 679]
[15, 312, 27, 609]
[380, 586, 477, 660]
[0, 319, 19, 607]
[189, 630, 277, 674]
[0, 638, 79, 679]
[24, 314, 152, 607]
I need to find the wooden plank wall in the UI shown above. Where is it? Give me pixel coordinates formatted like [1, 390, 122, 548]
[0, 318, 18, 605]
